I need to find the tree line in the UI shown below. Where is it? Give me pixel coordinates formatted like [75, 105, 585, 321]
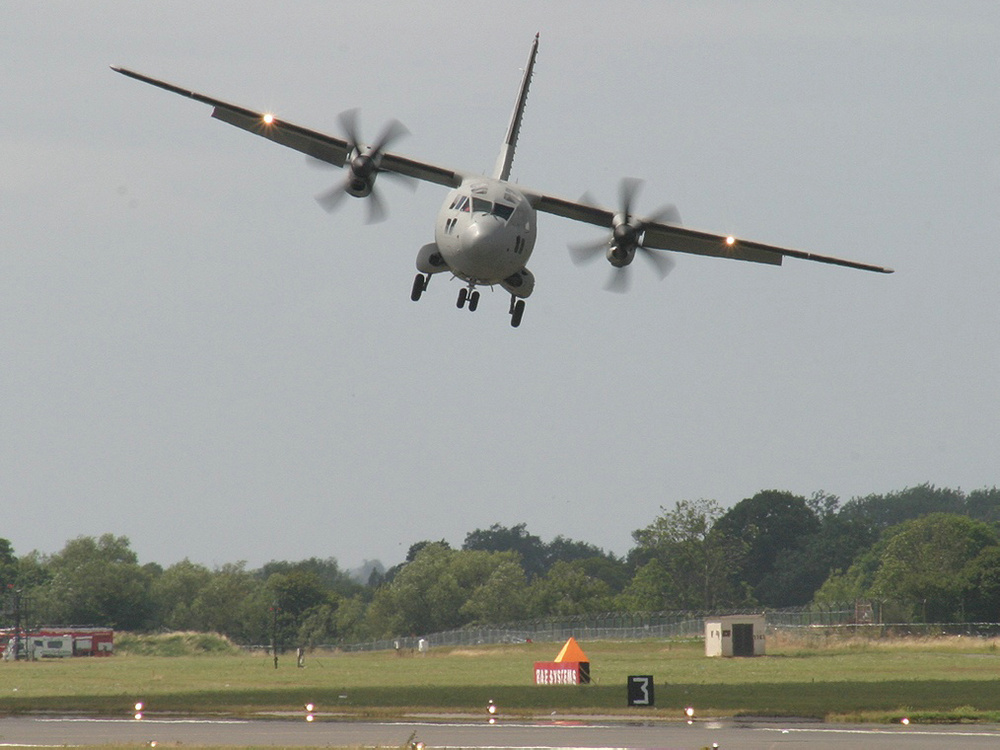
[2, 484, 999, 647]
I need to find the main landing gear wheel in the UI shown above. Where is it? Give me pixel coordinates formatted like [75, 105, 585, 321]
[457, 288, 480, 311]
[411, 273, 428, 302]
[510, 298, 525, 328]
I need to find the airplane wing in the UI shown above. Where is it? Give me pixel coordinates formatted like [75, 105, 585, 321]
[525, 191, 894, 274]
[111, 67, 464, 189]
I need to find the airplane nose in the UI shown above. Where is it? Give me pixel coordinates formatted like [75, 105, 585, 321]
[460, 218, 502, 253]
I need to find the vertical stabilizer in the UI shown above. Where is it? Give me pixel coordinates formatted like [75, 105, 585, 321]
[493, 34, 539, 181]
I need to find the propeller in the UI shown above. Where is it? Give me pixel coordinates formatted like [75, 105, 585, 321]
[569, 178, 681, 292]
[315, 109, 414, 223]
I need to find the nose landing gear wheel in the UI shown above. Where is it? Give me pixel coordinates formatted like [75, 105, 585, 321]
[468, 290, 480, 312]
[457, 287, 468, 308]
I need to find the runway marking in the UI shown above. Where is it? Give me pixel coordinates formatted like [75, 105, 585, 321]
[35, 717, 250, 724]
[758, 726, 1000, 738]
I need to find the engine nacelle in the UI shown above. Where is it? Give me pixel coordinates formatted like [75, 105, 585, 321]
[346, 151, 378, 198]
[415, 242, 449, 274]
[606, 243, 636, 268]
[502, 267, 535, 299]
[607, 213, 641, 267]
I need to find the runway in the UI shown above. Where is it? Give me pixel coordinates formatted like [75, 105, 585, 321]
[3, 716, 1000, 749]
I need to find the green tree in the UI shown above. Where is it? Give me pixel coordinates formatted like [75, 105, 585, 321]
[258, 557, 360, 598]
[757, 511, 874, 606]
[964, 487, 1000, 523]
[190, 562, 270, 644]
[365, 544, 523, 637]
[714, 490, 820, 606]
[267, 570, 331, 619]
[629, 499, 747, 610]
[32, 534, 153, 629]
[464, 524, 546, 578]
[460, 559, 528, 624]
[525, 560, 613, 616]
[839, 484, 966, 535]
[0, 539, 17, 589]
[616, 559, 677, 612]
[333, 594, 371, 643]
[811, 567, 866, 605]
[962, 545, 1000, 622]
[150, 559, 213, 631]
[869, 513, 998, 622]
[296, 603, 339, 647]
[266, 569, 337, 647]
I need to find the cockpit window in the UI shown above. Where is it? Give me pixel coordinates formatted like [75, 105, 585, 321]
[457, 194, 515, 222]
[492, 203, 515, 221]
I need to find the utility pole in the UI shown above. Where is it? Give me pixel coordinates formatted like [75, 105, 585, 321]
[7, 586, 24, 661]
[270, 602, 280, 670]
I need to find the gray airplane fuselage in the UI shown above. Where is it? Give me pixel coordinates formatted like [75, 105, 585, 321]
[434, 178, 536, 286]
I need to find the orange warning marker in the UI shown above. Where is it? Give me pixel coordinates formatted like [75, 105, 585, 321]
[554, 637, 589, 664]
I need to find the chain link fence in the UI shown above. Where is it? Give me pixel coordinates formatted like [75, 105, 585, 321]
[336, 604, 861, 652]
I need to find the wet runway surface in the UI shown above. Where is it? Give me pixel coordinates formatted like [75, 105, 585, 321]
[3, 716, 1000, 748]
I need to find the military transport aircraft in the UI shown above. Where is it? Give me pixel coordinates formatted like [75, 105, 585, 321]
[113, 34, 892, 328]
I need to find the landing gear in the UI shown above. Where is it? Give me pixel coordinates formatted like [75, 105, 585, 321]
[457, 287, 480, 311]
[411, 273, 428, 301]
[509, 296, 525, 328]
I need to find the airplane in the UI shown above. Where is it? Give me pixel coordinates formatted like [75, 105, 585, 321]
[113, 34, 892, 328]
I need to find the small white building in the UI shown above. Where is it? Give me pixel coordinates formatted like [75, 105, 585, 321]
[704, 614, 766, 657]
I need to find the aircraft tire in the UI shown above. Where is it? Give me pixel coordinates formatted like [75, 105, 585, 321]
[511, 299, 525, 328]
[469, 291, 480, 312]
[457, 288, 468, 309]
[411, 274, 425, 301]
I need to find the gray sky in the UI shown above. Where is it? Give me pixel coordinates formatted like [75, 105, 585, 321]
[3, 2, 998, 572]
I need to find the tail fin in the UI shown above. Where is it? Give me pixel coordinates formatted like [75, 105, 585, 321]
[493, 34, 539, 182]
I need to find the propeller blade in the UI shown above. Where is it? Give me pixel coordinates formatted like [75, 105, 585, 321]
[619, 177, 643, 219]
[338, 108, 362, 150]
[373, 118, 409, 154]
[316, 181, 348, 213]
[569, 238, 608, 266]
[366, 188, 388, 224]
[604, 266, 632, 294]
[577, 178, 680, 290]
[317, 109, 412, 221]
[638, 203, 682, 228]
[637, 246, 675, 280]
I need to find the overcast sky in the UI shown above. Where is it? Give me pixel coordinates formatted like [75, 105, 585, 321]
[3, 2, 998, 573]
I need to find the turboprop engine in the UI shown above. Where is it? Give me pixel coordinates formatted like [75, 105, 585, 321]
[315, 109, 411, 222]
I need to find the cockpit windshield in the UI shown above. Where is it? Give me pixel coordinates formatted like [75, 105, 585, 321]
[492, 203, 514, 221]
[452, 193, 516, 222]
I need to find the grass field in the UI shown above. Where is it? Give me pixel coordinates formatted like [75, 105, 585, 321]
[3, 634, 1000, 723]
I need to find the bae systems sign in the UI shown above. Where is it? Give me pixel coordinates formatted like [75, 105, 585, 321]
[532, 637, 591, 685]
[534, 662, 585, 685]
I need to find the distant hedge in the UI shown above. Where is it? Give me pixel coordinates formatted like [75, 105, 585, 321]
[115, 631, 240, 656]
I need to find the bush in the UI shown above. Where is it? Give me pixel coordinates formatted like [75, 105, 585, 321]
[116, 631, 240, 656]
